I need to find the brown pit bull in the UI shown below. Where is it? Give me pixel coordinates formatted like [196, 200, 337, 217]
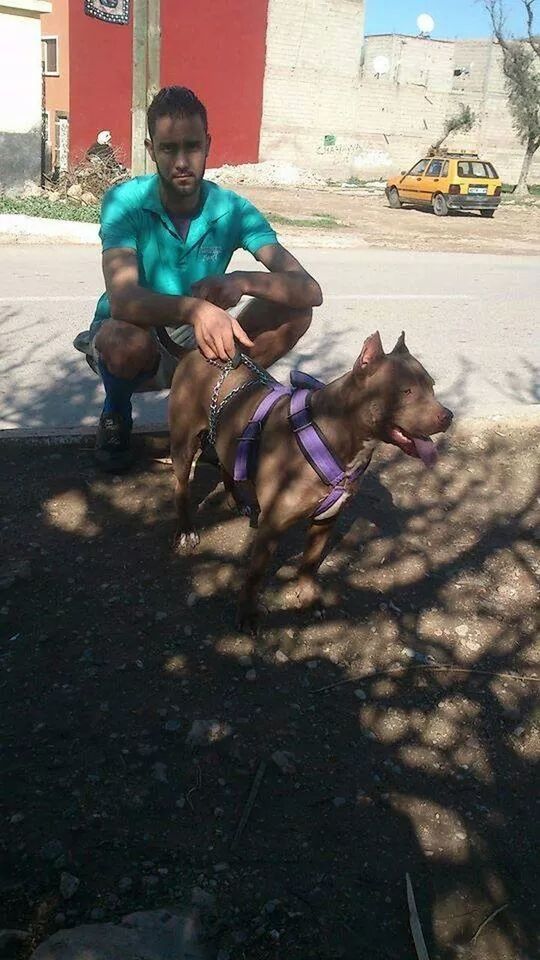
[168, 331, 453, 632]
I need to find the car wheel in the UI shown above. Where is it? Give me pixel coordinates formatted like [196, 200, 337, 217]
[433, 193, 449, 217]
[388, 187, 402, 209]
[480, 209, 495, 218]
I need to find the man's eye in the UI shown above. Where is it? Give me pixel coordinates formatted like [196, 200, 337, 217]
[401, 388, 412, 396]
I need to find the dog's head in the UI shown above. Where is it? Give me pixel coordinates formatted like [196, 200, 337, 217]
[353, 331, 453, 466]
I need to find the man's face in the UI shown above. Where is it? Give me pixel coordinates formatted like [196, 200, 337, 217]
[146, 113, 210, 199]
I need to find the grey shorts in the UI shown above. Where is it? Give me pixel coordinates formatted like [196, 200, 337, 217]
[73, 322, 197, 392]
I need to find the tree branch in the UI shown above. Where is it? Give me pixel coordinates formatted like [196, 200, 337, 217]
[523, 0, 540, 57]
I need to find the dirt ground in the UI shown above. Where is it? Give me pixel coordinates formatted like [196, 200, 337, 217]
[236, 184, 540, 256]
[0, 421, 538, 960]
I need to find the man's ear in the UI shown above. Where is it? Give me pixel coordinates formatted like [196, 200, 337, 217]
[205, 133, 212, 159]
[145, 138, 156, 164]
[353, 332, 385, 374]
[391, 331, 409, 355]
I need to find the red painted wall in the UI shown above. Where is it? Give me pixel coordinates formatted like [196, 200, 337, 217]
[69, 0, 269, 168]
[69, 4, 133, 165]
[160, 0, 269, 167]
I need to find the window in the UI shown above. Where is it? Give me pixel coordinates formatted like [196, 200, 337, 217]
[409, 160, 428, 176]
[42, 37, 59, 76]
[426, 159, 443, 177]
[457, 160, 498, 179]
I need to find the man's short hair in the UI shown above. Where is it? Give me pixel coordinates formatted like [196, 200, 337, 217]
[147, 86, 208, 138]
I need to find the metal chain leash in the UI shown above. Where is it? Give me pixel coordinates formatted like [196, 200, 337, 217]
[206, 353, 276, 445]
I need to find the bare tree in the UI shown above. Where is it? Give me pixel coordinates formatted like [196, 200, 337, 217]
[484, 0, 540, 195]
[430, 103, 476, 153]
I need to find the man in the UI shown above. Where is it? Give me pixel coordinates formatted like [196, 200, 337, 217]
[75, 86, 322, 471]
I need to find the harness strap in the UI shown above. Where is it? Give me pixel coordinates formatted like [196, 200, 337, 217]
[289, 389, 346, 487]
[233, 386, 289, 483]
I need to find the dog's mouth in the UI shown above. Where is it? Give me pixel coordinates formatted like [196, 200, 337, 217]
[385, 426, 438, 468]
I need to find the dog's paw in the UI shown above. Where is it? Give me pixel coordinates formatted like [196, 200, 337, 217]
[296, 578, 324, 613]
[235, 603, 260, 637]
[172, 530, 200, 555]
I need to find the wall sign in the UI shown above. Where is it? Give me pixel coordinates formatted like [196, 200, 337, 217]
[85, 0, 130, 25]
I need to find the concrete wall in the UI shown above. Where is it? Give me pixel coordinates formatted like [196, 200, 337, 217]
[259, 0, 366, 175]
[0, 0, 51, 191]
[260, 25, 540, 184]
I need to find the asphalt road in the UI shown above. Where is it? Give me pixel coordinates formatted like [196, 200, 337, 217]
[0, 244, 538, 431]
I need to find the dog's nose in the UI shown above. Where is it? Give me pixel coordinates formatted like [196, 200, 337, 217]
[439, 407, 453, 429]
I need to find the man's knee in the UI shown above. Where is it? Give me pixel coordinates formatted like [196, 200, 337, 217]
[290, 306, 313, 346]
[95, 320, 158, 379]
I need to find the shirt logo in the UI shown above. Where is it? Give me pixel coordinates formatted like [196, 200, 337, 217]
[200, 245, 224, 262]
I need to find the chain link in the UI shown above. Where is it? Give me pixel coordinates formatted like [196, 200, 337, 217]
[206, 353, 274, 446]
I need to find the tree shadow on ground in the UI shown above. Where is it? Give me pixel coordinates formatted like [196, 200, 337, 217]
[0, 351, 538, 960]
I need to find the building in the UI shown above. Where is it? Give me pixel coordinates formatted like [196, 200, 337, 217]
[40, 0, 69, 176]
[6, 1, 536, 190]
[0, 0, 52, 192]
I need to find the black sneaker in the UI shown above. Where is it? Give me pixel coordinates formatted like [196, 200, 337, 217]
[94, 412, 134, 472]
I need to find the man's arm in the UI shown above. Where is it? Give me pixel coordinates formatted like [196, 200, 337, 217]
[191, 243, 323, 310]
[103, 247, 253, 361]
[242, 243, 323, 307]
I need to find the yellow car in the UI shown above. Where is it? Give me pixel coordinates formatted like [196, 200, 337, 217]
[385, 152, 502, 217]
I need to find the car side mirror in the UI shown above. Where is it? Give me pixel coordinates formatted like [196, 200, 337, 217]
[400, 170, 406, 175]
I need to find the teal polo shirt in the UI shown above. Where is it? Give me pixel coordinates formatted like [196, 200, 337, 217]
[90, 175, 278, 336]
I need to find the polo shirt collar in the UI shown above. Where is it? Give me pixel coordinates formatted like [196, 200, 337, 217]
[141, 176, 229, 234]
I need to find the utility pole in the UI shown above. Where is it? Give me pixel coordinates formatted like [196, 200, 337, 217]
[131, 0, 161, 175]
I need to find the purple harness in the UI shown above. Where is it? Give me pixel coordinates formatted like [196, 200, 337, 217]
[233, 370, 372, 521]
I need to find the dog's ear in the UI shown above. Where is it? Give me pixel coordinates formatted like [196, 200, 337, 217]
[391, 331, 409, 355]
[354, 332, 385, 374]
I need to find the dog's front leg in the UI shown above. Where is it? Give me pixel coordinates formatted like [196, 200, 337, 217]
[296, 518, 336, 611]
[236, 520, 280, 635]
[171, 431, 202, 553]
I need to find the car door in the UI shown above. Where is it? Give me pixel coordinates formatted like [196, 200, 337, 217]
[398, 159, 429, 202]
[421, 158, 447, 203]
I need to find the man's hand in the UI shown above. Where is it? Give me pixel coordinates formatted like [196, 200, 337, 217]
[192, 298, 253, 362]
[191, 272, 245, 311]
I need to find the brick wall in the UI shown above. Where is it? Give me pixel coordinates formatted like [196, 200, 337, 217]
[260, 22, 540, 184]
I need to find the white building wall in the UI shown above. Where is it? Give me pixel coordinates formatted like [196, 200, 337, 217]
[0, 1, 52, 191]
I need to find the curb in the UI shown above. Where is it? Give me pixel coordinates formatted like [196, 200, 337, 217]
[0, 423, 169, 453]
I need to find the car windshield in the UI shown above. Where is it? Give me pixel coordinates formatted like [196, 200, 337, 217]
[457, 160, 498, 179]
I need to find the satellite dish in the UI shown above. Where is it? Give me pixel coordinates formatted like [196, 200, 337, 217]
[373, 55, 390, 76]
[417, 13, 435, 35]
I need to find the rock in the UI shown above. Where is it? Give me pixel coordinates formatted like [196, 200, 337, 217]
[186, 719, 232, 748]
[41, 839, 65, 862]
[66, 183, 83, 200]
[213, 863, 229, 873]
[456, 624, 469, 637]
[306, 660, 318, 670]
[47, 191, 61, 203]
[10, 812, 24, 824]
[164, 719, 182, 732]
[90, 908, 105, 921]
[245, 669, 257, 682]
[238, 655, 252, 667]
[333, 797, 347, 807]
[275, 650, 289, 663]
[30, 908, 209, 959]
[191, 887, 216, 914]
[80, 191, 98, 205]
[60, 873, 79, 899]
[152, 762, 168, 783]
[271, 750, 296, 774]
[21, 180, 43, 198]
[118, 877, 132, 892]
[354, 689, 367, 701]
[0, 559, 32, 590]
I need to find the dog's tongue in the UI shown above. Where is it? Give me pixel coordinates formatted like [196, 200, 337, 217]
[413, 437, 438, 468]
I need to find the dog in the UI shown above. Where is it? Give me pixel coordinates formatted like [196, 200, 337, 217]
[168, 331, 453, 632]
